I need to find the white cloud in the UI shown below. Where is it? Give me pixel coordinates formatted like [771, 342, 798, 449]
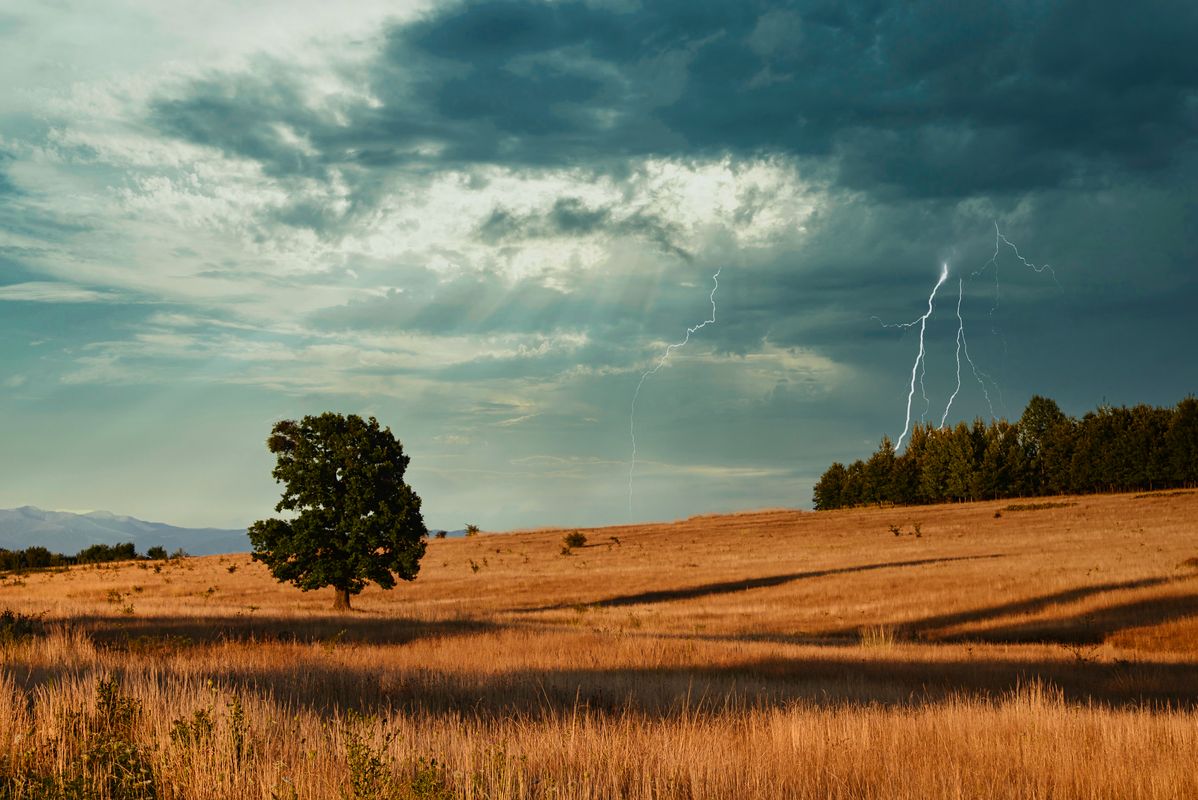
[0, 282, 123, 303]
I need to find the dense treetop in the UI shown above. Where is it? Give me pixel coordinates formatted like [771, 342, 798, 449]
[814, 396, 1198, 510]
[249, 413, 427, 610]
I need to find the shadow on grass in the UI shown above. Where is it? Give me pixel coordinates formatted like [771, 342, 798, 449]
[14, 647, 1197, 719]
[520, 554, 1005, 612]
[50, 612, 499, 647]
[815, 575, 1181, 641]
[946, 591, 1198, 645]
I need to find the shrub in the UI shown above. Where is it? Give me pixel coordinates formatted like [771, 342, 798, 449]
[433, 530, 448, 539]
[0, 608, 42, 642]
[342, 712, 398, 800]
[169, 708, 215, 748]
[562, 531, 587, 549]
[87, 677, 158, 799]
[146, 545, 168, 560]
[1003, 501, 1075, 512]
[464, 524, 480, 537]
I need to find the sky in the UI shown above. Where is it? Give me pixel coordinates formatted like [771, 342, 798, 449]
[1, 1, 1195, 532]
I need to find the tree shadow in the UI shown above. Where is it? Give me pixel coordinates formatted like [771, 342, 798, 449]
[519, 554, 1005, 612]
[49, 612, 500, 647]
[943, 591, 1198, 645]
[15, 649, 1196, 721]
[818, 575, 1181, 641]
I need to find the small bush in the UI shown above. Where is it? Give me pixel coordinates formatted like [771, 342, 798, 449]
[342, 712, 399, 800]
[169, 708, 215, 748]
[433, 530, 448, 539]
[1003, 501, 1075, 512]
[0, 608, 43, 641]
[562, 531, 587, 549]
[88, 676, 158, 799]
[146, 545, 168, 560]
[406, 757, 452, 800]
[464, 524, 480, 537]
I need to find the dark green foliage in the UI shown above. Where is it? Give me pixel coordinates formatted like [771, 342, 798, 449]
[562, 531, 587, 549]
[812, 461, 847, 510]
[145, 546, 167, 561]
[0, 546, 61, 572]
[1169, 397, 1198, 485]
[77, 542, 136, 565]
[0, 609, 43, 642]
[342, 713, 397, 800]
[84, 677, 158, 799]
[169, 709, 214, 748]
[813, 395, 1198, 509]
[249, 413, 427, 610]
[0, 541, 154, 574]
[1004, 502, 1075, 512]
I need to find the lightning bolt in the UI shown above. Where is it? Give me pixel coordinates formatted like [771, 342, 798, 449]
[940, 278, 997, 427]
[628, 268, 721, 517]
[880, 223, 1054, 449]
[974, 220, 1060, 322]
[891, 263, 948, 451]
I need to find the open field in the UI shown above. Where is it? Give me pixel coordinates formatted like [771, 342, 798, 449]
[2, 490, 1198, 798]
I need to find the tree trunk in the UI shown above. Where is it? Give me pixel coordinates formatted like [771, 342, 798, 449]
[333, 587, 352, 611]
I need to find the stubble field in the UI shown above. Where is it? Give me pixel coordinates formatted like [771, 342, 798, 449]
[2, 490, 1197, 798]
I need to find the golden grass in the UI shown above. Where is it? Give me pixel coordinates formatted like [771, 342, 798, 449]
[2, 489, 1197, 798]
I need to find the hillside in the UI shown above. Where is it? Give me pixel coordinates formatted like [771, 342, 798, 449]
[0, 506, 249, 555]
[2, 490, 1197, 798]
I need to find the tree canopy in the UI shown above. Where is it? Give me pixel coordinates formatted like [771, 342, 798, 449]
[248, 413, 427, 609]
[813, 395, 1198, 510]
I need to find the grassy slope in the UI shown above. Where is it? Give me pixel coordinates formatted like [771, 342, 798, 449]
[1, 490, 1197, 798]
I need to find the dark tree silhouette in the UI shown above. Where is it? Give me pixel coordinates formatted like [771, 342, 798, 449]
[249, 413, 427, 610]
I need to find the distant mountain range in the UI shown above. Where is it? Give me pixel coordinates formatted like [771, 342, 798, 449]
[0, 506, 250, 556]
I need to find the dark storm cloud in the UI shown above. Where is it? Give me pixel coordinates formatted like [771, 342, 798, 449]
[150, 0, 1198, 203]
[478, 196, 691, 259]
[144, 0, 1198, 452]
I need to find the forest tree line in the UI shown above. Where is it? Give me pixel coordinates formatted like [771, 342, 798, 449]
[0, 541, 184, 573]
[813, 395, 1198, 510]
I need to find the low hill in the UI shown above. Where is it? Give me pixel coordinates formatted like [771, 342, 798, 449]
[0, 506, 249, 555]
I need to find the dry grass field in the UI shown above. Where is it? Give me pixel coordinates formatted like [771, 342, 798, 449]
[2, 490, 1198, 798]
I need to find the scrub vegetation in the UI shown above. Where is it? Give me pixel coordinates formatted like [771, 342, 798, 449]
[2, 490, 1197, 798]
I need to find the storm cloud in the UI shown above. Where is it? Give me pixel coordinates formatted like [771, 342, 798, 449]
[1, 1, 1195, 530]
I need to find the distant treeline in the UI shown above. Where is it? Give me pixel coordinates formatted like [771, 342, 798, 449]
[814, 395, 1198, 510]
[0, 542, 185, 573]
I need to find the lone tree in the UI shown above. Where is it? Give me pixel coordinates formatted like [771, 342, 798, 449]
[249, 413, 427, 610]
